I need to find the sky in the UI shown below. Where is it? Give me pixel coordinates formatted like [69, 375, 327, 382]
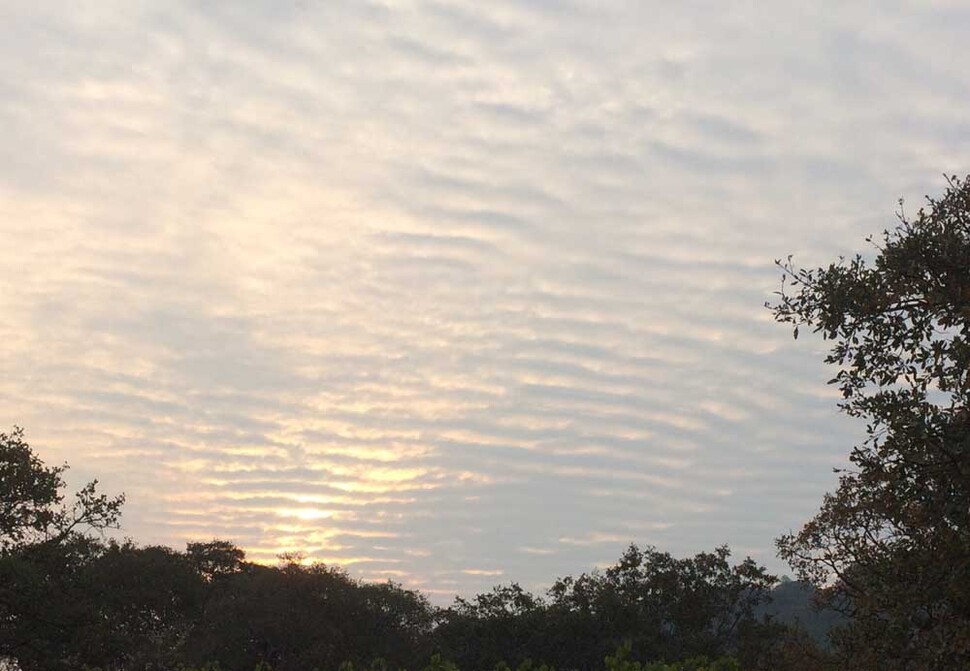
[1, 0, 969, 600]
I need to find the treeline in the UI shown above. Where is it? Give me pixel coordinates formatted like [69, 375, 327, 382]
[0, 429, 826, 671]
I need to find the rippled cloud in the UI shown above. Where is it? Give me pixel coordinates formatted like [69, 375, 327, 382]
[1, 0, 969, 599]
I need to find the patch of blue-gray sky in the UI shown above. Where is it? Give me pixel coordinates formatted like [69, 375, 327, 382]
[1, 0, 968, 599]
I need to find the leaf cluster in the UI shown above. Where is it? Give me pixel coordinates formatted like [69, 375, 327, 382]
[769, 175, 970, 668]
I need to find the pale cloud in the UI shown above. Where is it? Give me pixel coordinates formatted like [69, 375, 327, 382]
[0, 0, 966, 601]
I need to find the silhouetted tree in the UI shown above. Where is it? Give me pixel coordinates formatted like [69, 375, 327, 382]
[186, 539, 245, 583]
[73, 541, 203, 669]
[0, 427, 125, 669]
[182, 557, 435, 671]
[770, 175, 970, 668]
[0, 534, 105, 670]
[546, 545, 778, 668]
[436, 545, 783, 671]
[435, 583, 547, 670]
[0, 428, 828, 670]
[0, 427, 123, 552]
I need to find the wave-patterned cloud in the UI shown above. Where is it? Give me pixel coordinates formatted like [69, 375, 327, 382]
[2, 0, 968, 597]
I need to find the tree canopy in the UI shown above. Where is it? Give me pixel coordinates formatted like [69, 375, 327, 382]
[770, 175, 970, 668]
[0, 427, 123, 551]
[1, 430, 816, 670]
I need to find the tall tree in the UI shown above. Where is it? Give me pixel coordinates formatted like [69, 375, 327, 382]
[0, 427, 123, 551]
[545, 545, 779, 668]
[181, 558, 435, 671]
[0, 428, 127, 670]
[435, 545, 782, 671]
[770, 175, 970, 668]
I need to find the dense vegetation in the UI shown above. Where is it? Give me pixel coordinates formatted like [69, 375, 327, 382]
[0, 428, 826, 671]
[3, 176, 969, 670]
[769, 175, 970, 668]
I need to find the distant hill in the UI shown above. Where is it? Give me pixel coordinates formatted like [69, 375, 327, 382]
[759, 578, 846, 648]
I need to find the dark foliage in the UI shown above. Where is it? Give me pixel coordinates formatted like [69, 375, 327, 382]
[181, 558, 434, 671]
[0, 426, 123, 551]
[4, 528, 797, 671]
[433, 545, 790, 671]
[0, 427, 126, 669]
[0, 428, 811, 670]
[769, 175, 970, 668]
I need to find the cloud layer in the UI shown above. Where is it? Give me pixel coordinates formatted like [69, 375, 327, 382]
[2, 0, 968, 598]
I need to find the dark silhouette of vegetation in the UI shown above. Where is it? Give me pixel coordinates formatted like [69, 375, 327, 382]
[769, 175, 970, 668]
[0, 426, 127, 669]
[0, 426, 123, 552]
[1, 429, 823, 670]
[434, 545, 785, 671]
